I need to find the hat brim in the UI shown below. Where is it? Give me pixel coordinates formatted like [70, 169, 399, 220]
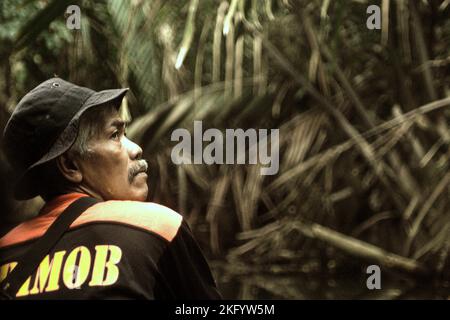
[14, 88, 129, 200]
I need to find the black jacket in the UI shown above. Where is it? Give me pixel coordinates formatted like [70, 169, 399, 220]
[0, 193, 221, 299]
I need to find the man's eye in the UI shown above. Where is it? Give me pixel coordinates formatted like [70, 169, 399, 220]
[111, 131, 120, 140]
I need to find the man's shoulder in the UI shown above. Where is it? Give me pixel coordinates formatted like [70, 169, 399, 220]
[74, 200, 183, 242]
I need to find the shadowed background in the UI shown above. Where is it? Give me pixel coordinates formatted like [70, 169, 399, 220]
[0, 0, 449, 299]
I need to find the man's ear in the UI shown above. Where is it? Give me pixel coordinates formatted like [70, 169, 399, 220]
[56, 153, 83, 184]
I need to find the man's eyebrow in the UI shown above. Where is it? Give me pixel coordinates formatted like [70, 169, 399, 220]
[110, 119, 127, 129]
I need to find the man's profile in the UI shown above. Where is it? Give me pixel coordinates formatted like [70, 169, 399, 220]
[0, 78, 221, 299]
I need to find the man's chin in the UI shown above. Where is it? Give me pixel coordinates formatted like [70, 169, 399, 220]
[133, 173, 148, 198]
[131, 185, 148, 202]
[105, 185, 148, 202]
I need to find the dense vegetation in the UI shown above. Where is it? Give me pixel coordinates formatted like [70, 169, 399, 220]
[1, 0, 449, 298]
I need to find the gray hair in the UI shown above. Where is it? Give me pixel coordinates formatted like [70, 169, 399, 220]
[69, 103, 118, 157]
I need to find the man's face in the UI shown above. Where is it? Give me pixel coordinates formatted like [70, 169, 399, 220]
[74, 109, 148, 201]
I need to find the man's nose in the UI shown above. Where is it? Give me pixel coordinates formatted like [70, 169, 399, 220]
[124, 136, 143, 160]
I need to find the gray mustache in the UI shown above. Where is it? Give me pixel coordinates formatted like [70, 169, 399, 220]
[128, 160, 148, 182]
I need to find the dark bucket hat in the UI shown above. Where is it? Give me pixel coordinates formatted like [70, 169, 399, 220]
[2, 77, 129, 200]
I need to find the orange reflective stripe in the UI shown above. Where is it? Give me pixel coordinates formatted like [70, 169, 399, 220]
[0, 193, 183, 248]
[0, 193, 87, 248]
[72, 201, 182, 242]
[40, 193, 89, 216]
[0, 217, 52, 249]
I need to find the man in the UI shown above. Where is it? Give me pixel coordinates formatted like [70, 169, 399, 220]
[0, 78, 221, 299]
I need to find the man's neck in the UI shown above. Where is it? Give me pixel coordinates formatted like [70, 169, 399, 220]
[65, 185, 104, 201]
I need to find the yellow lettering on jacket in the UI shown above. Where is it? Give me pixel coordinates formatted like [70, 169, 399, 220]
[16, 275, 32, 297]
[63, 246, 91, 289]
[29, 251, 66, 294]
[89, 245, 122, 287]
[0, 244, 123, 298]
[0, 261, 17, 282]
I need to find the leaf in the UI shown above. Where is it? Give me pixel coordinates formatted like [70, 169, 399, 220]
[14, 0, 76, 51]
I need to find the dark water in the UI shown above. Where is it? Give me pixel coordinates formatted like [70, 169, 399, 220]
[211, 263, 450, 300]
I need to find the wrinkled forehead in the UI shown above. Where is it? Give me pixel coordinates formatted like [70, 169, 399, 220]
[102, 109, 124, 129]
[80, 103, 123, 135]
